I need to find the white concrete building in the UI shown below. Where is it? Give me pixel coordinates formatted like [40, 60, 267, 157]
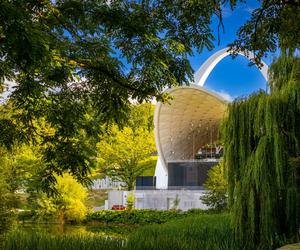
[154, 47, 269, 190]
[107, 48, 269, 210]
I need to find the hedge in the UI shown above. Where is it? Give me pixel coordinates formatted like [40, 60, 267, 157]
[86, 209, 208, 225]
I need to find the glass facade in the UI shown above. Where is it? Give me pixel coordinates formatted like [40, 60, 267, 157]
[167, 161, 218, 189]
[136, 176, 156, 190]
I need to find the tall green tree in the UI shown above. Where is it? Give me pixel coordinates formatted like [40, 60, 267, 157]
[200, 162, 228, 211]
[97, 124, 156, 190]
[0, 144, 44, 232]
[127, 103, 155, 133]
[0, 166, 14, 233]
[223, 53, 300, 249]
[0, 0, 223, 187]
[1, 0, 299, 189]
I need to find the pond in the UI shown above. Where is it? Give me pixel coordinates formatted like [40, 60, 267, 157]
[13, 223, 136, 239]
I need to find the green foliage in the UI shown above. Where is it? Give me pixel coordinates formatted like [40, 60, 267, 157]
[0, 144, 44, 231]
[0, 176, 15, 233]
[0, 118, 25, 150]
[0, 144, 90, 222]
[35, 193, 59, 221]
[3, 214, 236, 250]
[127, 213, 236, 250]
[0, 0, 297, 188]
[86, 209, 207, 225]
[3, 230, 124, 250]
[223, 54, 300, 249]
[230, 3, 300, 66]
[200, 162, 228, 211]
[36, 174, 88, 223]
[97, 124, 156, 190]
[139, 156, 157, 176]
[126, 192, 135, 211]
[17, 210, 36, 223]
[2, 212, 291, 250]
[127, 103, 155, 133]
[0, 145, 45, 195]
[0, 102, 96, 194]
[172, 194, 180, 210]
[269, 51, 300, 92]
[0, 0, 232, 188]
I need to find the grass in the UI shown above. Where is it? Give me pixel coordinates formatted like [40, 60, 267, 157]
[2, 213, 236, 250]
[127, 213, 236, 250]
[85, 189, 108, 208]
[2, 230, 125, 250]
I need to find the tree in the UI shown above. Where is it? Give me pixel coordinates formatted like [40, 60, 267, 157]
[230, 1, 300, 66]
[35, 174, 87, 223]
[223, 53, 300, 249]
[97, 124, 156, 190]
[127, 103, 155, 133]
[0, 144, 43, 232]
[200, 162, 228, 211]
[126, 192, 135, 211]
[0, 0, 241, 188]
[0, 174, 14, 233]
[0, 143, 48, 219]
[0, 146, 41, 229]
[1, 0, 298, 190]
[0, 145, 45, 192]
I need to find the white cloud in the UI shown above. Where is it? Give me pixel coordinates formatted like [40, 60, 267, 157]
[211, 89, 234, 102]
[0, 79, 16, 103]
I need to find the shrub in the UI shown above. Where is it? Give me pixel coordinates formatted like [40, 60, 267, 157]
[86, 209, 199, 225]
[17, 210, 36, 222]
[126, 192, 135, 211]
[35, 174, 87, 223]
[200, 162, 228, 211]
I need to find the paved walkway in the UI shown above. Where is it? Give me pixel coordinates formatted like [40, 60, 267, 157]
[278, 243, 300, 249]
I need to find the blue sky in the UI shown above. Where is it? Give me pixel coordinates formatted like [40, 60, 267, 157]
[1, 1, 277, 104]
[190, 0, 276, 101]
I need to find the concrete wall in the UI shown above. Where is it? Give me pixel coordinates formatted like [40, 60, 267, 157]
[107, 190, 209, 211]
[108, 190, 128, 208]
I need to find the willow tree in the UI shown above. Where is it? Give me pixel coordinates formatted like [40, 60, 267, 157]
[223, 53, 300, 249]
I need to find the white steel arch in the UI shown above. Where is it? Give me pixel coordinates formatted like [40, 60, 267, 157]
[193, 47, 268, 86]
[154, 48, 269, 189]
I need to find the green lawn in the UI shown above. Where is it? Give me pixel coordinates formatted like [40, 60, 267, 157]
[127, 213, 235, 250]
[85, 190, 108, 209]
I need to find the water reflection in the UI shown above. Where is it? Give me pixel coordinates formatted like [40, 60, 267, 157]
[15, 223, 135, 239]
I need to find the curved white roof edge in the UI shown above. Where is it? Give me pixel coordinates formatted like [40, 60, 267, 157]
[154, 47, 269, 189]
[154, 84, 228, 173]
[193, 47, 269, 86]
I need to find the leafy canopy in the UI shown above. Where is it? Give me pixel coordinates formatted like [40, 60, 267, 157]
[97, 124, 156, 190]
[0, 0, 299, 189]
[0, 0, 225, 187]
[230, 1, 300, 66]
